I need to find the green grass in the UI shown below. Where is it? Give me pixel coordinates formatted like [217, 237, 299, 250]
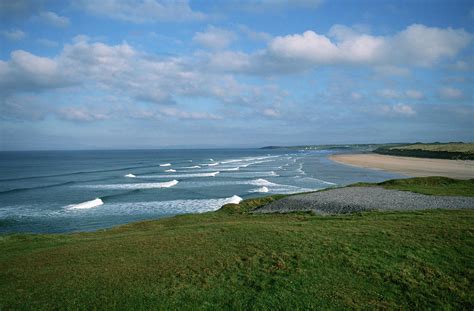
[352, 176, 474, 196]
[1, 177, 473, 309]
[374, 142, 474, 160]
[1, 210, 473, 310]
[392, 143, 474, 154]
[219, 193, 288, 214]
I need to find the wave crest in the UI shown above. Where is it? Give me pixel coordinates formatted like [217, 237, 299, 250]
[249, 186, 269, 193]
[80, 180, 179, 190]
[66, 198, 104, 210]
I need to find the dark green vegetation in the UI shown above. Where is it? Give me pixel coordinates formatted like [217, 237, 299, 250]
[1, 177, 473, 309]
[352, 176, 474, 197]
[374, 142, 474, 160]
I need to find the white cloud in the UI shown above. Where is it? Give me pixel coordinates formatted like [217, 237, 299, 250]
[159, 107, 221, 120]
[377, 89, 400, 99]
[388, 24, 472, 67]
[193, 26, 236, 50]
[439, 87, 464, 100]
[38, 11, 70, 27]
[205, 51, 251, 72]
[261, 107, 280, 118]
[77, 0, 206, 23]
[1, 29, 26, 41]
[0, 50, 72, 93]
[267, 24, 471, 68]
[351, 92, 362, 100]
[57, 107, 108, 122]
[405, 89, 424, 100]
[1, 37, 285, 123]
[378, 89, 424, 101]
[269, 31, 339, 64]
[0, 95, 47, 121]
[204, 24, 471, 76]
[382, 103, 416, 116]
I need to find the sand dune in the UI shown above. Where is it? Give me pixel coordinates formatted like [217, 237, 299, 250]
[330, 153, 474, 179]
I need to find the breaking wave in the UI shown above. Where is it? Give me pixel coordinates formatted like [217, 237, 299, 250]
[100, 195, 243, 215]
[80, 180, 179, 190]
[249, 186, 269, 193]
[248, 178, 279, 186]
[124, 173, 136, 178]
[159, 163, 171, 167]
[223, 171, 278, 178]
[221, 167, 240, 171]
[140, 172, 220, 178]
[66, 198, 104, 210]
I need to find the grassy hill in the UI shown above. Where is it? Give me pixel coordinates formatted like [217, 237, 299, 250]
[351, 176, 474, 196]
[374, 142, 474, 160]
[1, 177, 473, 309]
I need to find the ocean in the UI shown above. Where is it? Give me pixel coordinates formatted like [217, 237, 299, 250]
[0, 148, 403, 233]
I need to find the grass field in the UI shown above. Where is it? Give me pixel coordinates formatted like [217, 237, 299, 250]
[391, 143, 474, 153]
[1, 178, 473, 309]
[352, 176, 474, 197]
[374, 142, 474, 160]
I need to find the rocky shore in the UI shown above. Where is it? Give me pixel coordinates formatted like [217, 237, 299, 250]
[253, 187, 474, 214]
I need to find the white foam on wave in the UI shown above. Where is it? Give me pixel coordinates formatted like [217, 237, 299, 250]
[294, 176, 337, 186]
[93, 195, 243, 215]
[296, 163, 305, 175]
[80, 180, 179, 190]
[249, 186, 269, 193]
[226, 195, 243, 204]
[140, 172, 219, 178]
[2, 194, 242, 218]
[66, 198, 104, 210]
[159, 163, 171, 167]
[248, 178, 279, 186]
[222, 171, 278, 178]
[221, 159, 243, 164]
[165, 169, 176, 172]
[245, 178, 317, 194]
[182, 165, 201, 169]
[221, 167, 240, 171]
[124, 173, 136, 178]
[206, 162, 219, 166]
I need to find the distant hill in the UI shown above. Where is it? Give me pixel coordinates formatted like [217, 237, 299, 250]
[374, 142, 474, 160]
[260, 143, 405, 151]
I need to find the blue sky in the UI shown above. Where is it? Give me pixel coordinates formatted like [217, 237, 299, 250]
[1, 0, 473, 150]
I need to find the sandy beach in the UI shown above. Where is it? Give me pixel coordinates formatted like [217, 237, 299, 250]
[330, 153, 474, 179]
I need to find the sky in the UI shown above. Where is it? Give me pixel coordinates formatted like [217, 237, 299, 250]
[0, 0, 473, 150]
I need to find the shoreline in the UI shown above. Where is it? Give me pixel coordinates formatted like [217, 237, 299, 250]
[330, 153, 474, 180]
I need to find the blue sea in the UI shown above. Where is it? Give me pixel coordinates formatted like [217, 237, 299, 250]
[0, 148, 404, 233]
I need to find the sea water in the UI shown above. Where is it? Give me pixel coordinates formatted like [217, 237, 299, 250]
[0, 148, 403, 233]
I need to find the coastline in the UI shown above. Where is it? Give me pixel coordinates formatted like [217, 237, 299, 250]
[329, 153, 474, 179]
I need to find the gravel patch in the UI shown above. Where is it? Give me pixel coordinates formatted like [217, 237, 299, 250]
[253, 187, 474, 214]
